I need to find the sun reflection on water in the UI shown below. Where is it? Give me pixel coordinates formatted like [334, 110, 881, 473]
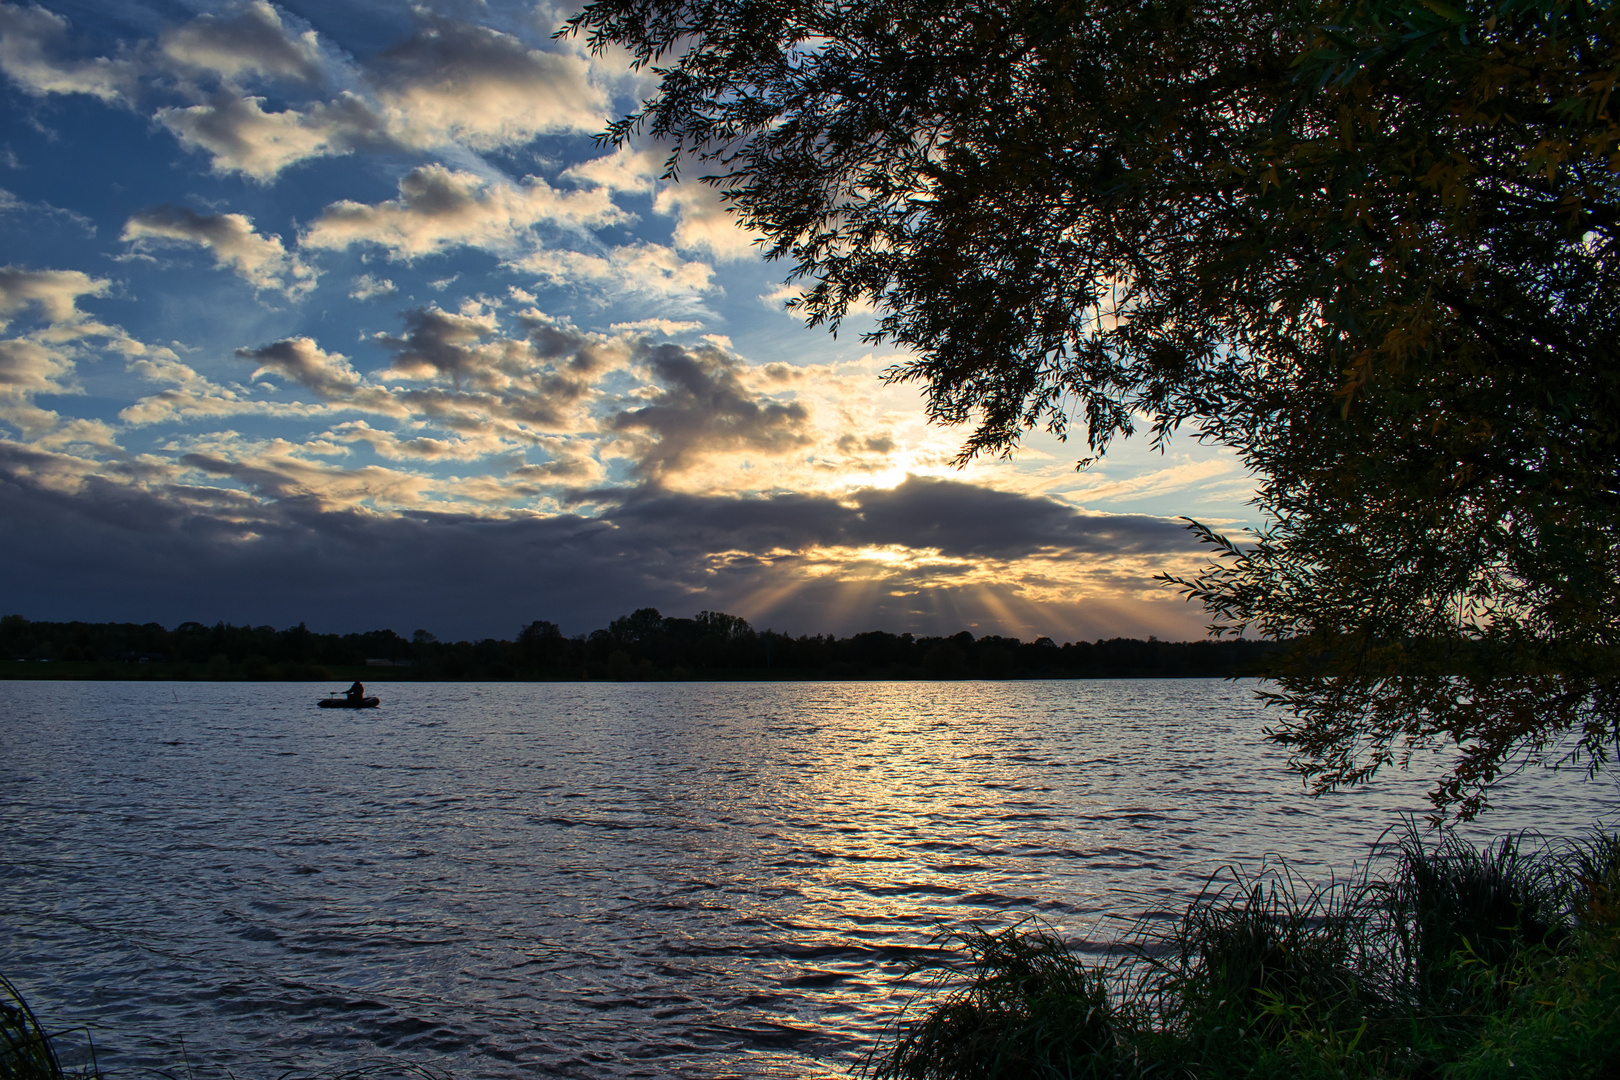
[1, 679, 1614, 1079]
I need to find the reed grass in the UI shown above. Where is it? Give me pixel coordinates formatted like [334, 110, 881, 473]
[871, 925, 1119, 1079]
[867, 825, 1620, 1080]
[1, 973, 74, 1080]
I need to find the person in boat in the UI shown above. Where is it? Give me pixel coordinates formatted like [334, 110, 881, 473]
[344, 680, 365, 703]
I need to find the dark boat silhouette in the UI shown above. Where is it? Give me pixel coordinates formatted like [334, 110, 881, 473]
[318, 695, 380, 709]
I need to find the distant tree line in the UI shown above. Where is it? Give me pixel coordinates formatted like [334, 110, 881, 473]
[0, 610, 1281, 681]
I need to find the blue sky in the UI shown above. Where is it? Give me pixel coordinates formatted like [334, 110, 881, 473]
[0, 0, 1255, 641]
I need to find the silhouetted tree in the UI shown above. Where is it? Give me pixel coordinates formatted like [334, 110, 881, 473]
[565, 0, 1620, 817]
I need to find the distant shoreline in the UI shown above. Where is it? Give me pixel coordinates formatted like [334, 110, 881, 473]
[2, 613, 1282, 683]
[0, 660, 1266, 683]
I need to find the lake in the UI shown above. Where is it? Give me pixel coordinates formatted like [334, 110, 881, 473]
[2, 680, 1615, 1078]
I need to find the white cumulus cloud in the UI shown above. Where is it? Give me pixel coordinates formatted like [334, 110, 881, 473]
[0, 2, 137, 102]
[370, 19, 606, 151]
[302, 165, 625, 261]
[512, 242, 717, 301]
[156, 91, 382, 182]
[158, 1, 326, 85]
[655, 181, 761, 262]
[122, 206, 315, 296]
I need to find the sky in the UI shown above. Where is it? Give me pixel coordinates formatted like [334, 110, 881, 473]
[0, 0, 1258, 642]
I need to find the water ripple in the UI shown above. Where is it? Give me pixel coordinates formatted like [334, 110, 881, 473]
[1, 679, 1616, 1078]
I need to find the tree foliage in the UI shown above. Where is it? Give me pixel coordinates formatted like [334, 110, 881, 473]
[565, 0, 1620, 816]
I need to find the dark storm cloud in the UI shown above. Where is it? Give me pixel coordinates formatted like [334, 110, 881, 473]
[852, 477, 1189, 556]
[0, 443, 1202, 640]
[0, 450, 606, 635]
[605, 475, 1195, 558]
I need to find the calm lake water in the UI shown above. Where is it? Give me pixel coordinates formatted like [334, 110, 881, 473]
[2, 680, 1616, 1078]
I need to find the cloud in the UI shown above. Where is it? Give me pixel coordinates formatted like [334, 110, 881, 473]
[565, 146, 762, 261]
[178, 440, 434, 509]
[0, 2, 137, 101]
[0, 446, 1210, 641]
[1063, 457, 1242, 503]
[118, 350, 334, 426]
[610, 318, 703, 336]
[369, 19, 605, 150]
[837, 433, 897, 454]
[376, 305, 510, 386]
[367, 305, 631, 432]
[848, 476, 1194, 558]
[0, 265, 108, 330]
[560, 144, 664, 194]
[155, 91, 381, 181]
[184, 317, 825, 494]
[513, 241, 716, 301]
[205, 311, 639, 448]
[156, 18, 604, 181]
[122, 205, 315, 296]
[301, 165, 623, 261]
[158, 1, 325, 85]
[237, 337, 361, 399]
[759, 282, 805, 310]
[326, 420, 496, 462]
[0, 335, 71, 394]
[611, 342, 812, 483]
[0, 187, 94, 232]
[0, 266, 142, 438]
[2, 6, 610, 181]
[0, 266, 113, 422]
[759, 278, 876, 321]
[349, 274, 395, 300]
[654, 181, 760, 261]
[1, 3, 357, 180]
[594, 476, 1199, 562]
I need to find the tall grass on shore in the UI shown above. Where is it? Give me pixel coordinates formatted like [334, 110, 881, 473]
[1, 973, 93, 1080]
[867, 827, 1620, 1079]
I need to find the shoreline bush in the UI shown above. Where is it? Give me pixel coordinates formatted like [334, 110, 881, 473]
[867, 826, 1620, 1079]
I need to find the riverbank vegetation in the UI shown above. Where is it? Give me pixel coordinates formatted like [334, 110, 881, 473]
[1, 973, 88, 1080]
[0, 612, 1279, 682]
[868, 827, 1620, 1079]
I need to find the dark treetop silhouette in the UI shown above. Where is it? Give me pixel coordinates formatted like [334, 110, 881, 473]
[0, 611, 1278, 681]
[563, 0, 1620, 818]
